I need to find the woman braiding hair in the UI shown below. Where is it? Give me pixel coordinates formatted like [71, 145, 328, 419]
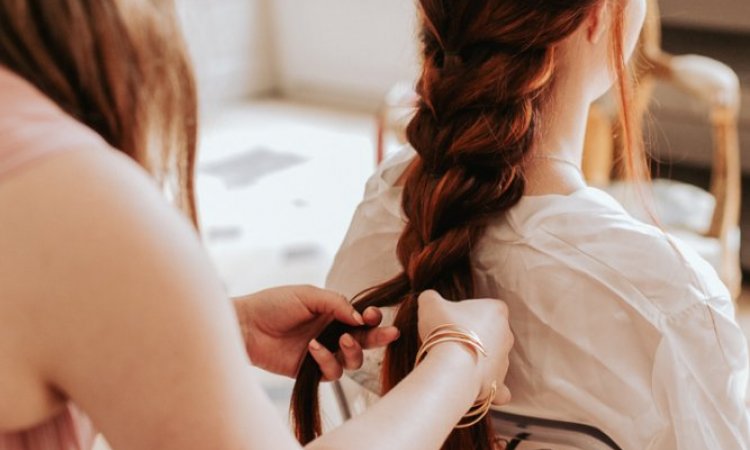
[291, 0, 642, 448]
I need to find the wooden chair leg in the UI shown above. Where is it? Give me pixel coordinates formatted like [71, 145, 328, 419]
[708, 107, 742, 298]
[375, 107, 387, 166]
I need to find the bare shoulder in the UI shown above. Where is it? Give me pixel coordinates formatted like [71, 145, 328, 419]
[0, 145, 209, 309]
[0, 146, 242, 441]
[0, 147, 162, 426]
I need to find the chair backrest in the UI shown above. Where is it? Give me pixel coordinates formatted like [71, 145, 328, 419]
[332, 380, 622, 450]
[639, 0, 663, 73]
[633, 0, 669, 117]
[493, 410, 622, 450]
[583, 0, 743, 296]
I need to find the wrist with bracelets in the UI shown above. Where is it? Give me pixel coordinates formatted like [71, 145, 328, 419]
[415, 324, 497, 429]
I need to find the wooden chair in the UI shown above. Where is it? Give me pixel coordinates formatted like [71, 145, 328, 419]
[374, 81, 416, 165]
[584, 0, 743, 298]
[493, 410, 622, 450]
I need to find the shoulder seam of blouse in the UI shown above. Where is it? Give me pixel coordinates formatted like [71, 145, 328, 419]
[533, 226, 682, 320]
[664, 297, 738, 369]
[511, 205, 717, 305]
[662, 234, 714, 300]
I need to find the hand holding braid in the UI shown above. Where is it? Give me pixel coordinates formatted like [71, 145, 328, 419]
[291, 1, 609, 448]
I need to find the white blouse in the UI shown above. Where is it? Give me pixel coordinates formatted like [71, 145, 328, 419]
[326, 147, 750, 450]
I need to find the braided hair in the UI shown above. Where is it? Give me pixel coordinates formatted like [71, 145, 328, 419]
[291, 1, 640, 448]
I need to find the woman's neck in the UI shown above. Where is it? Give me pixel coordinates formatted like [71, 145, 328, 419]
[524, 79, 592, 197]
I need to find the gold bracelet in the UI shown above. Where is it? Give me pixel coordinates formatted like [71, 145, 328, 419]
[415, 324, 487, 365]
[416, 336, 485, 365]
[415, 324, 496, 428]
[419, 330, 486, 356]
[456, 381, 497, 429]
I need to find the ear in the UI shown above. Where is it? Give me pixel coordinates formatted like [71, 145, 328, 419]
[587, 0, 609, 44]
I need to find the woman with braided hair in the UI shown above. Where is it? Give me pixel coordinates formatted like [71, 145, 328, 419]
[291, 0, 750, 449]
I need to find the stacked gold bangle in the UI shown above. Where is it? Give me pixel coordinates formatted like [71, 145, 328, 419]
[415, 324, 496, 429]
[456, 380, 496, 428]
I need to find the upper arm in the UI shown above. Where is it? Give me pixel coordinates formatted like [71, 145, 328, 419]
[651, 301, 750, 449]
[0, 148, 299, 450]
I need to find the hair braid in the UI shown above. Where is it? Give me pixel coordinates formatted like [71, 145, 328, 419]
[291, 1, 630, 448]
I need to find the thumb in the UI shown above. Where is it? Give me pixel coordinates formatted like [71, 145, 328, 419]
[300, 286, 364, 326]
[417, 289, 446, 308]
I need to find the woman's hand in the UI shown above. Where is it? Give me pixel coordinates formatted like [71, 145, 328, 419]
[417, 290, 514, 405]
[234, 285, 400, 380]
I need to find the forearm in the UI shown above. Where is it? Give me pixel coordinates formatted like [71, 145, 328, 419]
[306, 343, 482, 450]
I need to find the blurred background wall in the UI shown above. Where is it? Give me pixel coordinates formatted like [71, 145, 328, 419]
[660, 0, 750, 32]
[177, 0, 419, 112]
[177, 0, 276, 108]
[270, 0, 419, 109]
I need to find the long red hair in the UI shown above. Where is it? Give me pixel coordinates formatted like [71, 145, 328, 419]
[292, 1, 644, 448]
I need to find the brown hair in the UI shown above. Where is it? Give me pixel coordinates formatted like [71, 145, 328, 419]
[292, 1, 644, 448]
[0, 0, 199, 223]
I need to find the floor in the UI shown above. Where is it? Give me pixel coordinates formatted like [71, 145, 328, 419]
[96, 99, 750, 449]
[197, 100, 376, 295]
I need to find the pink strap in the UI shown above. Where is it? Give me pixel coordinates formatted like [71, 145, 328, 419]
[0, 67, 107, 182]
[0, 404, 96, 450]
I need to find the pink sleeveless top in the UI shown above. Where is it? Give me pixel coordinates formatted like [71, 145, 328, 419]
[0, 67, 102, 449]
